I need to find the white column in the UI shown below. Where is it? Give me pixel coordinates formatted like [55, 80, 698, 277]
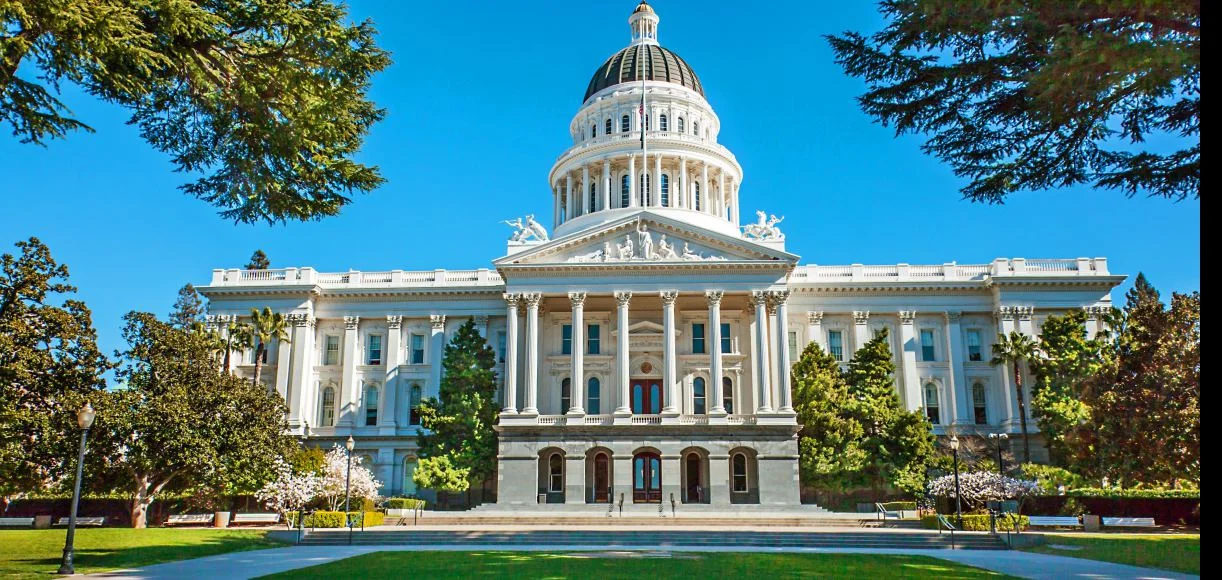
[653, 154, 663, 207]
[661, 291, 679, 415]
[707, 291, 726, 415]
[700, 163, 710, 213]
[772, 291, 794, 414]
[428, 315, 446, 399]
[286, 314, 314, 429]
[898, 311, 922, 412]
[767, 300, 779, 399]
[751, 292, 773, 413]
[628, 155, 637, 207]
[581, 165, 590, 216]
[614, 291, 632, 415]
[380, 315, 402, 432]
[568, 292, 586, 415]
[565, 173, 574, 219]
[502, 295, 520, 414]
[717, 170, 726, 218]
[806, 311, 824, 350]
[522, 293, 542, 414]
[601, 160, 611, 211]
[679, 157, 688, 208]
[996, 307, 1018, 424]
[552, 185, 561, 228]
[731, 180, 740, 224]
[946, 311, 969, 425]
[340, 316, 360, 426]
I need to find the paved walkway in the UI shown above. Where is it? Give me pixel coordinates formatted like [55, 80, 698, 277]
[87, 544, 1198, 580]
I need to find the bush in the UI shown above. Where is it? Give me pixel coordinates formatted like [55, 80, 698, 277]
[921, 514, 1028, 532]
[1067, 488, 1199, 499]
[286, 510, 384, 528]
[386, 497, 427, 510]
[1019, 463, 1087, 493]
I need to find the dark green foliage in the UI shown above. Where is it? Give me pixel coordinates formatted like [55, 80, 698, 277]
[991, 331, 1038, 461]
[791, 341, 865, 493]
[289, 446, 326, 476]
[0, 237, 111, 501]
[921, 514, 1028, 531]
[169, 283, 206, 329]
[286, 510, 382, 528]
[827, 1, 1199, 203]
[245, 250, 270, 271]
[2, 0, 392, 223]
[385, 497, 427, 509]
[1066, 488, 1198, 499]
[1030, 311, 1107, 464]
[414, 319, 499, 499]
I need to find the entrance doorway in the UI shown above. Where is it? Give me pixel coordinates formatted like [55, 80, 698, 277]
[593, 453, 610, 503]
[630, 379, 663, 414]
[685, 453, 703, 503]
[633, 452, 662, 502]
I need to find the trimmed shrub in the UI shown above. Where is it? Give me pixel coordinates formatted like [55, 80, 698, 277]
[286, 511, 382, 528]
[360, 511, 385, 527]
[1067, 488, 1199, 499]
[386, 497, 427, 510]
[921, 514, 1028, 532]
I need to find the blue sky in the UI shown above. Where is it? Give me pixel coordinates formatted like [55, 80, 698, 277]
[0, 0, 1200, 359]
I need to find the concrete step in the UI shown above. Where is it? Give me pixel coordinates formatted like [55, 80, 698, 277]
[388, 516, 892, 528]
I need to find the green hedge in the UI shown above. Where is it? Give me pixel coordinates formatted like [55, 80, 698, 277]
[287, 511, 384, 528]
[921, 514, 1028, 532]
[386, 497, 427, 510]
[1066, 488, 1199, 499]
[879, 501, 917, 512]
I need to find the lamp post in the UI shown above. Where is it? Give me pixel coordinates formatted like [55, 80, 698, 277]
[344, 435, 355, 546]
[949, 435, 963, 528]
[58, 403, 96, 576]
[989, 433, 1009, 474]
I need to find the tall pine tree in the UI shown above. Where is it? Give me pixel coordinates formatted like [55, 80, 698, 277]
[791, 341, 865, 495]
[245, 250, 270, 270]
[844, 328, 935, 497]
[168, 283, 206, 328]
[414, 318, 499, 504]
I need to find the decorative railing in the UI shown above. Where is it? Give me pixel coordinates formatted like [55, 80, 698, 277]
[537, 415, 566, 426]
[726, 414, 757, 425]
[583, 415, 612, 425]
[209, 268, 504, 288]
[678, 415, 709, 425]
[790, 258, 1109, 284]
[630, 415, 663, 425]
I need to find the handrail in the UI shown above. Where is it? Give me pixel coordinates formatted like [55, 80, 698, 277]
[875, 502, 900, 520]
[670, 493, 676, 518]
[936, 514, 957, 550]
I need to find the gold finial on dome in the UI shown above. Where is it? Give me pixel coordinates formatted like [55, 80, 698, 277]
[629, 0, 659, 45]
[633, 1, 655, 15]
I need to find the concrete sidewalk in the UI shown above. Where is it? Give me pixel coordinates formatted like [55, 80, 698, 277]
[87, 544, 1198, 580]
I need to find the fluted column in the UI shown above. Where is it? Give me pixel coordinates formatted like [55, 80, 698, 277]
[707, 291, 726, 415]
[628, 155, 637, 207]
[552, 185, 561, 228]
[898, 311, 921, 412]
[601, 160, 611, 211]
[581, 165, 590, 216]
[502, 294, 520, 414]
[340, 316, 360, 426]
[653, 154, 663, 207]
[772, 291, 794, 414]
[946, 311, 968, 424]
[380, 315, 402, 432]
[700, 163, 710, 213]
[428, 315, 446, 399]
[568, 292, 586, 415]
[564, 173, 574, 220]
[614, 291, 632, 415]
[661, 291, 679, 415]
[751, 292, 773, 413]
[731, 180, 740, 224]
[522, 293, 542, 415]
[767, 299, 779, 401]
[679, 157, 688, 208]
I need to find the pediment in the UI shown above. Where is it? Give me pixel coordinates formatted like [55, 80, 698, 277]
[494, 211, 798, 268]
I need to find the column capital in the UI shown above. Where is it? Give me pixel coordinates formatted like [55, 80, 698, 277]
[344, 316, 360, 330]
[503, 293, 521, 307]
[995, 306, 1015, 321]
[898, 310, 917, 324]
[659, 290, 679, 305]
[430, 315, 446, 331]
[522, 292, 543, 308]
[1014, 306, 1034, 321]
[946, 311, 962, 322]
[749, 291, 769, 309]
[806, 311, 824, 324]
[1083, 305, 1110, 319]
[287, 313, 313, 327]
[568, 292, 587, 307]
[614, 291, 632, 306]
[767, 289, 791, 306]
[705, 290, 724, 307]
[386, 315, 402, 329]
[852, 310, 871, 325]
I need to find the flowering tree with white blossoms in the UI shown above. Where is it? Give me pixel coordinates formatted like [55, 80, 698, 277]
[316, 444, 381, 511]
[254, 458, 320, 527]
[927, 471, 1041, 511]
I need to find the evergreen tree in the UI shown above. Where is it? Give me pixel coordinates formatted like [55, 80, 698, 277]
[1030, 310, 1108, 464]
[844, 329, 935, 497]
[168, 283, 206, 328]
[2, 0, 391, 223]
[791, 341, 865, 494]
[827, 1, 1199, 203]
[245, 250, 271, 270]
[414, 318, 499, 504]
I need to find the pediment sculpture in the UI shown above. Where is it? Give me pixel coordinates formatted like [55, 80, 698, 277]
[504, 214, 549, 243]
[566, 222, 727, 263]
[742, 210, 785, 241]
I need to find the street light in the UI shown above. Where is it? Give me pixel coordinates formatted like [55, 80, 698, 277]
[989, 433, 1010, 474]
[58, 402, 96, 575]
[344, 435, 355, 546]
[949, 435, 963, 528]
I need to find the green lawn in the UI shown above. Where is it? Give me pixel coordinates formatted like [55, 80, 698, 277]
[260, 551, 1014, 579]
[0, 528, 286, 579]
[1025, 533, 1200, 575]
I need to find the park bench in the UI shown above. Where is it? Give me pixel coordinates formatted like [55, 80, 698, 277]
[875, 502, 901, 520]
[166, 513, 214, 526]
[1027, 516, 1083, 528]
[0, 517, 34, 527]
[231, 513, 279, 525]
[54, 516, 105, 526]
[1103, 516, 1156, 528]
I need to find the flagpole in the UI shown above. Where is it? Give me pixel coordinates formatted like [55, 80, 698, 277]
[640, 45, 647, 205]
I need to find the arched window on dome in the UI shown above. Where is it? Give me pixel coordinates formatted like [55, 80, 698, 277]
[621, 114, 630, 133]
[589, 181, 598, 214]
[660, 174, 670, 206]
[693, 120, 700, 136]
[677, 117, 685, 133]
[621, 174, 630, 208]
[606, 118, 612, 135]
[660, 114, 668, 132]
[694, 181, 702, 211]
[591, 123, 597, 139]
[640, 173, 651, 206]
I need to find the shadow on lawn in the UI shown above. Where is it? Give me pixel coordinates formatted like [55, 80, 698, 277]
[10, 530, 283, 578]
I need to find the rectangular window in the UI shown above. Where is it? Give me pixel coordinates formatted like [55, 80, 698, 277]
[692, 323, 706, 354]
[788, 331, 799, 361]
[972, 383, 988, 425]
[562, 324, 573, 355]
[496, 331, 507, 363]
[410, 334, 425, 364]
[323, 335, 340, 366]
[720, 322, 731, 354]
[587, 324, 601, 355]
[366, 334, 383, 365]
[967, 330, 983, 362]
[920, 329, 936, 362]
[828, 330, 844, 361]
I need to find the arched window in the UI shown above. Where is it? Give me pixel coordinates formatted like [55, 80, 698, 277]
[644, 113, 651, 131]
[677, 117, 685, 133]
[640, 173, 651, 206]
[731, 453, 748, 492]
[320, 386, 336, 427]
[723, 377, 734, 414]
[588, 181, 598, 213]
[693, 121, 700, 136]
[403, 459, 418, 495]
[364, 383, 379, 426]
[972, 382, 988, 425]
[694, 181, 701, 211]
[924, 383, 940, 424]
[588, 377, 601, 414]
[409, 384, 423, 426]
[660, 174, 670, 206]
[621, 174, 630, 208]
[561, 378, 572, 412]
[549, 453, 563, 492]
[660, 114, 668, 132]
[693, 377, 706, 415]
[605, 118, 612, 135]
[621, 114, 630, 133]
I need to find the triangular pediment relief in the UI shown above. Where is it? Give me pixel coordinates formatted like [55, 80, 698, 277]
[494, 211, 798, 267]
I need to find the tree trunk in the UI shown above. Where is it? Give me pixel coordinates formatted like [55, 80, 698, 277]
[130, 475, 153, 529]
[1014, 364, 1031, 463]
[253, 344, 265, 386]
[222, 334, 232, 373]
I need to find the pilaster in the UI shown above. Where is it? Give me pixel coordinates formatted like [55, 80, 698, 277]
[380, 315, 402, 434]
[428, 315, 446, 399]
[340, 316, 360, 427]
[898, 310, 921, 412]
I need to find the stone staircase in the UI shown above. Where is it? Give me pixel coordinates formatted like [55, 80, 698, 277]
[298, 528, 1008, 550]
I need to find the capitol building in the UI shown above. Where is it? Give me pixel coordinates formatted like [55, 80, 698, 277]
[200, 2, 1123, 507]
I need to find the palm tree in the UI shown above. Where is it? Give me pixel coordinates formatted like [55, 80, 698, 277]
[249, 307, 290, 387]
[221, 320, 253, 374]
[991, 331, 1039, 463]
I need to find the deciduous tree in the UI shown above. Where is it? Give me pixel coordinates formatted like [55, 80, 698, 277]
[316, 444, 380, 511]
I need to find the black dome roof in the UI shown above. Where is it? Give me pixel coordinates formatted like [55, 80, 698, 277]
[584, 44, 704, 102]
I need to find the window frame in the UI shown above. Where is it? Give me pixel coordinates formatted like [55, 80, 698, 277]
[560, 377, 572, 412]
[920, 329, 936, 362]
[693, 377, 706, 415]
[660, 173, 669, 206]
[620, 174, 630, 208]
[587, 377, 601, 415]
[549, 453, 563, 493]
[659, 113, 668, 132]
[323, 334, 340, 366]
[924, 382, 940, 424]
[966, 329, 983, 362]
[409, 333, 425, 365]
[587, 324, 601, 355]
[364, 383, 379, 426]
[731, 453, 748, 492]
[972, 382, 988, 425]
[320, 386, 336, 427]
[589, 181, 598, 213]
[561, 324, 573, 355]
[409, 384, 423, 426]
[621, 114, 630, 133]
[720, 322, 731, 354]
[722, 377, 734, 414]
[605, 118, 612, 135]
[691, 323, 706, 354]
[496, 330, 507, 363]
[366, 334, 383, 366]
[828, 330, 844, 361]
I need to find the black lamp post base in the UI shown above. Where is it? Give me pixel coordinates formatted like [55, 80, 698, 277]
[56, 548, 75, 575]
